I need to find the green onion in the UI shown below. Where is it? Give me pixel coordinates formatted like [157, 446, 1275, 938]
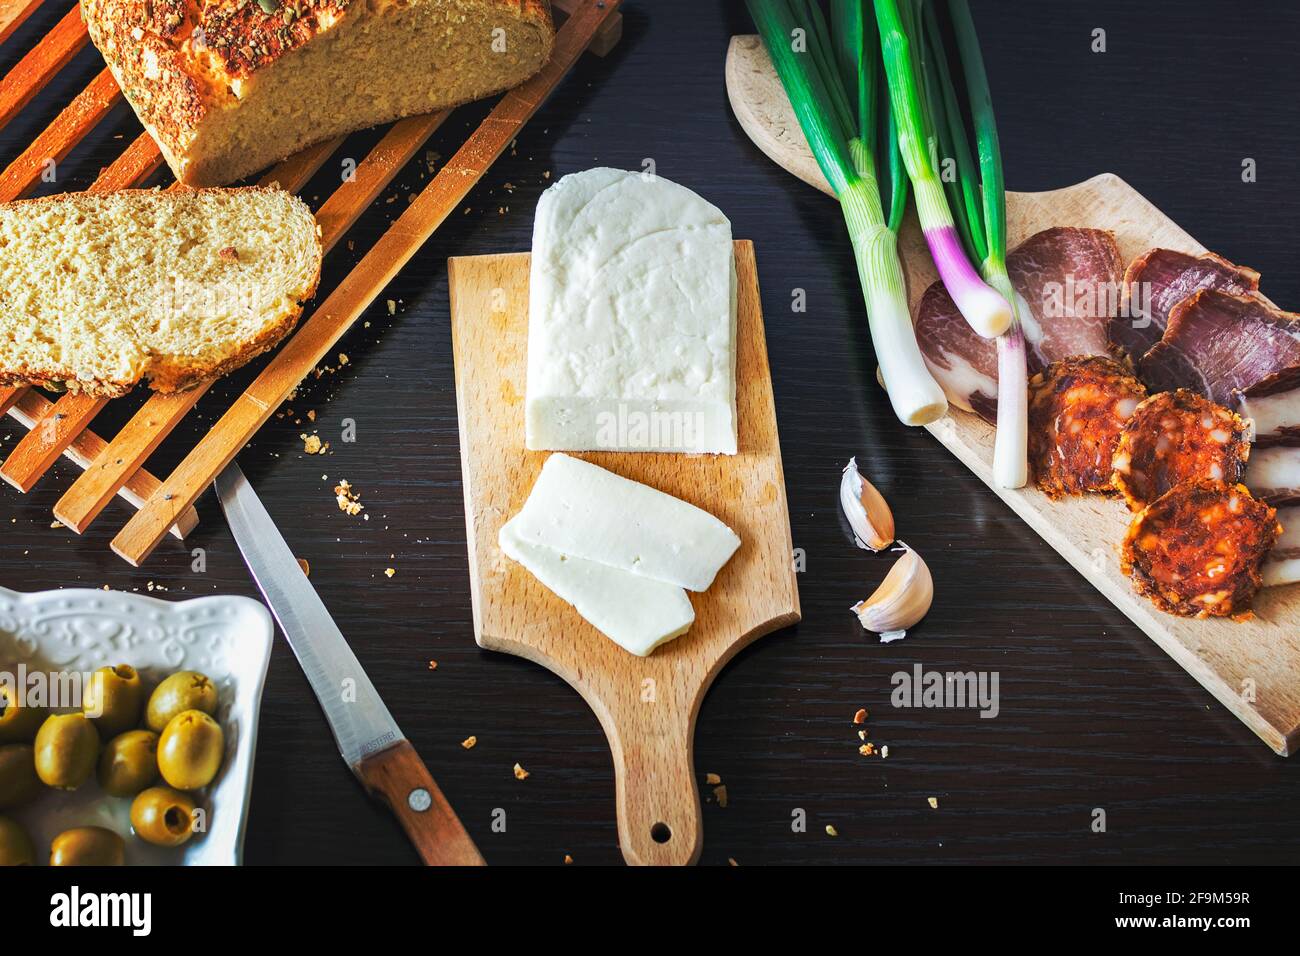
[946, 0, 1028, 488]
[748, 0, 946, 426]
[873, 0, 1011, 339]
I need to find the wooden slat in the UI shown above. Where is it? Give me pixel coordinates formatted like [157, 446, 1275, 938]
[7, 391, 196, 538]
[0, 68, 121, 201]
[0, 394, 106, 492]
[91, 130, 164, 189]
[552, 0, 623, 56]
[0, 386, 23, 415]
[315, 111, 450, 249]
[52, 139, 348, 533]
[0, 0, 45, 49]
[112, 0, 624, 565]
[0, 5, 87, 132]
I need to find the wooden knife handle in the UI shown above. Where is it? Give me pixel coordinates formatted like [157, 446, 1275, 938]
[356, 740, 486, 866]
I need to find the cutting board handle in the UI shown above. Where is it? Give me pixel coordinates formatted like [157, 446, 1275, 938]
[607, 698, 702, 866]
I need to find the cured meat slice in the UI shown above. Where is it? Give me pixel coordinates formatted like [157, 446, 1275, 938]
[1138, 291, 1300, 405]
[914, 227, 1125, 422]
[1109, 248, 1259, 361]
[1263, 506, 1300, 588]
[1121, 480, 1280, 619]
[1028, 356, 1146, 499]
[1244, 445, 1300, 507]
[1234, 366, 1300, 447]
[1112, 390, 1251, 511]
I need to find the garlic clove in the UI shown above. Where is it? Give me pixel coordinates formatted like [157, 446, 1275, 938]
[840, 457, 895, 552]
[851, 545, 933, 642]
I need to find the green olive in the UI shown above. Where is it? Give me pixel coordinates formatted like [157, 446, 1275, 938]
[49, 826, 125, 866]
[130, 786, 199, 847]
[146, 672, 218, 732]
[33, 713, 100, 790]
[0, 815, 35, 865]
[157, 710, 224, 790]
[0, 682, 47, 744]
[0, 743, 42, 810]
[97, 730, 160, 798]
[82, 664, 145, 738]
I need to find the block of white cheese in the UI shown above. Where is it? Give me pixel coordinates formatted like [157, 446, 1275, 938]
[499, 520, 695, 657]
[508, 453, 741, 592]
[525, 167, 738, 454]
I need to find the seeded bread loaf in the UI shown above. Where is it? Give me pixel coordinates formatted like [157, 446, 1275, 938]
[81, 0, 555, 187]
[0, 187, 322, 397]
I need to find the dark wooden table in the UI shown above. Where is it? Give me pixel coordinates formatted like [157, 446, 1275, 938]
[2, 1, 1298, 866]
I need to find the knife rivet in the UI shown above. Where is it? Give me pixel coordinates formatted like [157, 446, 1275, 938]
[408, 788, 432, 812]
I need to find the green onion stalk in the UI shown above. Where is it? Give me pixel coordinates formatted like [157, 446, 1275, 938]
[947, 0, 1028, 487]
[748, 0, 947, 426]
[873, 0, 1011, 340]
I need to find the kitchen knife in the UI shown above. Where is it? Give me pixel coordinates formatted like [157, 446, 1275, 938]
[215, 461, 484, 866]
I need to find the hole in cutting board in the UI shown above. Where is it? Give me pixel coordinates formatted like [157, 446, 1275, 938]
[650, 822, 672, 844]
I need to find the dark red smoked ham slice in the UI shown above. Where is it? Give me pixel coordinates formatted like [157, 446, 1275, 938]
[1138, 290, 1300, 406]
[914, 227, 1124, 422]
[1109, 249, 1259, 361]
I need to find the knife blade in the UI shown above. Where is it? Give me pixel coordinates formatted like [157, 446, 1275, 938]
[215, 461, 484, 866]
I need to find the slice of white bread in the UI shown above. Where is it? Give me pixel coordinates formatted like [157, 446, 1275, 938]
[0, 187, 321, 397]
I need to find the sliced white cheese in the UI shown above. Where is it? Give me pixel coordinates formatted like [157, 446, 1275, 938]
[499, 519, 695, 657]
[509, 453, 741, 592]
[525, 167, 738, 454]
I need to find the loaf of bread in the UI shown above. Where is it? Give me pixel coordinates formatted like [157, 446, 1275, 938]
[0, 187, 322, 397]
[81, 0, 555, 186]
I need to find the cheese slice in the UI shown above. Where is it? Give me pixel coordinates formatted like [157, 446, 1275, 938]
[525, 167, 738, 454]
[499, 520, 695, 657]
[508, 453, 741, 592]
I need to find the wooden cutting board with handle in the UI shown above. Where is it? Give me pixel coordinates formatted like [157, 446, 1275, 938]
[727, 35, 1300, 755]
[448, 243, 801, 864]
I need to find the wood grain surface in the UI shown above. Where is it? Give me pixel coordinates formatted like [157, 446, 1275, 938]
[448, 246, 800, 864]
[1, 1, 1299, 865]
[726, 38, 1300, 755]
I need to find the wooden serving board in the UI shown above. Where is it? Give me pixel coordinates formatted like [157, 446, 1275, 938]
[448, 244, 801, 864]
[727, 35, 1300, 756]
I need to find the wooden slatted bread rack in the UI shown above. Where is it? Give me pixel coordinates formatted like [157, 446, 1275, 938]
[0, 0, 622, 563]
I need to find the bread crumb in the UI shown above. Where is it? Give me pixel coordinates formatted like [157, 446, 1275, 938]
[727, 857, 738, 866]
[301, 433, 325, 455]
[853, 708, 867, 724]
[712, 785, 728, 808]
[427, 660, 438, 671]
[384, 567, 395, 578]
[334, 480, 364, 515]
[859, 742, 875, 757]
[927, 797, 938, 809]
[881, 745, 889, 759]
[386, 299, 397, 315]
[296, 557, 310, 577]
[704, 772, 721, 785]
[513, 762, 529, 780]
[461, 736, 477, 749]
[338, 353, 349, 366]
[825, 825, 838, 837]
[563, 854, 573, 865]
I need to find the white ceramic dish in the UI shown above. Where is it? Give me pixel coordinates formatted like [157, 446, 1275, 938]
[0, 586, 274, 865]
